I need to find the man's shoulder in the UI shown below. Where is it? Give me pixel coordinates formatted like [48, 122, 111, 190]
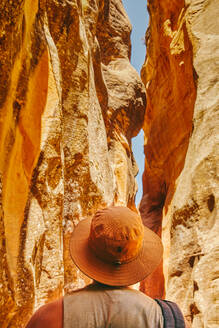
[25, 298, 63, 328]
[65, 284, 158, 303]
[75, 285, 160, 309]
[115, 288, 161, 307]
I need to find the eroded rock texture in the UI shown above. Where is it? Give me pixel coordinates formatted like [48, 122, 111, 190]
[0, 0, 146, 326]
[141, 0, 219, 326]
[140, 0, 196, 300]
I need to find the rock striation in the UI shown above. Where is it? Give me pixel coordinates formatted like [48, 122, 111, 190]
[141, 0, 219, 326]
[0, 0, 146, 326]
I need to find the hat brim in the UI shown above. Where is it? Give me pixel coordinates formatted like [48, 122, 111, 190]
[69, 217, 163, 286]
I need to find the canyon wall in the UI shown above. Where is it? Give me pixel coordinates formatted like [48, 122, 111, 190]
[0, 0, 146, 326]
[1, 0, 218, 326]
[141, 0, 219, 326]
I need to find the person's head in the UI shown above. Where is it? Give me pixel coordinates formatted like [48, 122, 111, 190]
[70, 206, 163, 286]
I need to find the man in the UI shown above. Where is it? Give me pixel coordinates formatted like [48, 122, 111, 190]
[26, 206, 188, 327]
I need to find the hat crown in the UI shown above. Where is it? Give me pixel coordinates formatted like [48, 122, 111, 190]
[89, 207, 144, 264]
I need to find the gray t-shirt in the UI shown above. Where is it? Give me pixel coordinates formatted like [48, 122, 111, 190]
[64, 284, 164, 328]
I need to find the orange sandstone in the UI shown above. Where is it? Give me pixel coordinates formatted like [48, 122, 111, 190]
[141, 1, 219, 327]
[0, 0, 146, 326]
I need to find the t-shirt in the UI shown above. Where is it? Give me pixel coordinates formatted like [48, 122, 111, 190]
[26, 284, 164, 328]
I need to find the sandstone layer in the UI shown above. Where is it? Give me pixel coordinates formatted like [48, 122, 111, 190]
[0, 0, 146, 326]
[141, 0, 219, 326]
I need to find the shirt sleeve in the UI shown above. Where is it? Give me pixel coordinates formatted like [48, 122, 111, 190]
[25, 297, 63, 328]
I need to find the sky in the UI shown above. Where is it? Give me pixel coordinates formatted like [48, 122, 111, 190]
[122, 0, 149, 205]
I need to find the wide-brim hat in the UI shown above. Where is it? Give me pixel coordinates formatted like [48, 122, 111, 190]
[70, 206, 163, 286]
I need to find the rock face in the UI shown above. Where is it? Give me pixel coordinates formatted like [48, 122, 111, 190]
[1, 0, 218, 326]
[140, 0, 197, 300]
[141, 0, 219, 326]
[0, 0, 146, 326]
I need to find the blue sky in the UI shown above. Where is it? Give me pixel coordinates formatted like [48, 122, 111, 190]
[122, 0, 149, 205]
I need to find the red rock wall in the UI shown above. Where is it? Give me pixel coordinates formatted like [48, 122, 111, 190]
[140, 1, 219, 327]
[140, 0, 196, 298]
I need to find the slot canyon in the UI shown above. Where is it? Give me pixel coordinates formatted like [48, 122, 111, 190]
[0, 0, 218, 327]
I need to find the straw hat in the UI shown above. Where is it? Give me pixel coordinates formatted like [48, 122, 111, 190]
[70, 206, 163, 286]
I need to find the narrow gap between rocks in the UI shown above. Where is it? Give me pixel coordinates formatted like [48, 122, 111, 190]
[123, 0, 149, 207]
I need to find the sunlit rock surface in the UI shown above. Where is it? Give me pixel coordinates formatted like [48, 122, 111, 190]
[141, 0, 219, 326]
[0, 0, 146, 326]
